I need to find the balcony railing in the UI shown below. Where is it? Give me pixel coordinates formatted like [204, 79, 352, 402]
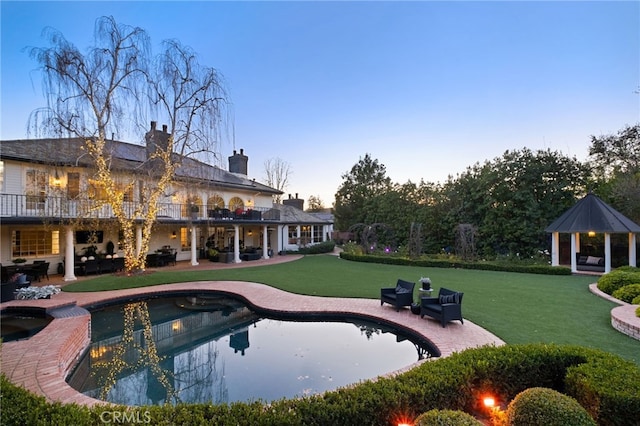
[0, 193, 276, 221]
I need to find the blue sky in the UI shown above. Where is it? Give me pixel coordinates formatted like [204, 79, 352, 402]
[2, 1, 639, 207]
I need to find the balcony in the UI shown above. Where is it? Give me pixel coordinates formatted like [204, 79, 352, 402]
[0, 194, 276, 222]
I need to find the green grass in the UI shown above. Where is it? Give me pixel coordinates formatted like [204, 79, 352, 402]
[63, 255, 640, 365]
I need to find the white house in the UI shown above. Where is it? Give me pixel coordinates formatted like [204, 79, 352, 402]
[0, 122, 333, 280]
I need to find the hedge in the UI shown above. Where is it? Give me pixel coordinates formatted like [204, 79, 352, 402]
[506, 387, 596, 426]
[2, 344, 639, 425]
[597, 269, 640, 295]
[339, 252, 572, 275]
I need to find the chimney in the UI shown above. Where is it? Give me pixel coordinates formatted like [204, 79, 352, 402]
[283, 193, 304, 211]
[228, 148, 248, 175]
[145, 120, 170, 161]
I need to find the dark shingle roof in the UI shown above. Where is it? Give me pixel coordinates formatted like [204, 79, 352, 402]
[0, 138, 280, 195]
[545, 193, 640, 233]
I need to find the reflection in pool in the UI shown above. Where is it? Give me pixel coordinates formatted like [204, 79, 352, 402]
[67, 294, 435, 405]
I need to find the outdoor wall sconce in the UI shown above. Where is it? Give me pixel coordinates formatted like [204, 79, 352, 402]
[588, 231, 596, 237]
[248, 230, 253, 236]
[171, 231, 177, 239]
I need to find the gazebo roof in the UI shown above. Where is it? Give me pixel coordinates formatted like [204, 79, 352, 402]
[545, 193, 640, 234]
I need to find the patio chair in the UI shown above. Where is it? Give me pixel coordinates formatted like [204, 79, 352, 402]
[380, 279, 415, 311]
[33, 261, 50, 281]
[420, 287, 464, 328]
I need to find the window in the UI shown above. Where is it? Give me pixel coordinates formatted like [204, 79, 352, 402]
[26, 169, 47, 210]
[313, 225, 323, 242]
[67, 172, 80, 198]
[300, 225, 311, 246]
[88, 179, 108, 200]
[207, 195, 224, 211]
[115, 181, 134, 202]
[180, 227, 191, 251]
[228, 196, 244, 211]
[12, 229, 60, 257]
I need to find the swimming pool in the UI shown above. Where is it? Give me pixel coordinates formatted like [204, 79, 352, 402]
[67, 293, 435, 405]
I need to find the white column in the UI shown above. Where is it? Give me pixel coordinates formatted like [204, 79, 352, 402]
[63, 226, 77, 281]
[575, 233, 581, 254]
[135, 225, 143, 256]
[551, 232, 560, 267]
[604, 233, 612, 273]
[233, 225, 241, 263]
[629, 233, 637, 268]
[277, 225, 284, 255]
[190, 225, 199, 266]
[262, 225, 269, 259]
[570, 233, 577, 273]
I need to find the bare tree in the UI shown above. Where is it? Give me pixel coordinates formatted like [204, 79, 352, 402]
[263, 157, 291, 203]
[307, 195, 325, 212]
[28, 16, 229, 272]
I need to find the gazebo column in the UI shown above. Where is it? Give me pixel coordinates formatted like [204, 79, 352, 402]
[604, 233, 612, 273]
[630, 233, 637, 268]
[570, 233, 578, 273]
[551, 232, 560, 267]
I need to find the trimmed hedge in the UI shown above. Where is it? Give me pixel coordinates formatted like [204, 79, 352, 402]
[597, 270, 640, 295]
[415, 409, 483, 425]
[1, 344, 639, 425]
[612, 284, 640, 304]
[339, 252, 572, 275]
[297, 240, 336, 255]
[506, 387, 596, 426]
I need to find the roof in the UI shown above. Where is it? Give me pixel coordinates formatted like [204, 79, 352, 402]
[271, 204, 333, 224]
[0, 138, 280, 195]
[545, 193, 640, 234]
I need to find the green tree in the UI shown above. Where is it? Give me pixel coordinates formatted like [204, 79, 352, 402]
[589, 124, 640, 222]
[334, 154, 392, 230]
[446, 148, 590, 257]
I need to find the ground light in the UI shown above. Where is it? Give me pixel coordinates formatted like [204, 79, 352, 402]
[481, 394, 507, 425]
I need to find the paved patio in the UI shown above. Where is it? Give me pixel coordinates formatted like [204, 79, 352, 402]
[1, 254, 504, 407]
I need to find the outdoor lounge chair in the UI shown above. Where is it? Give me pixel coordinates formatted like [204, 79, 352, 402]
[421, 287, 464, 328]
[380, 279, 415, 311]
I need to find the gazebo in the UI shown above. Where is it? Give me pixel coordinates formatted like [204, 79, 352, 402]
[546, 193, 640, 273]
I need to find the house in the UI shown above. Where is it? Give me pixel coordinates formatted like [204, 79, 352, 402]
[0, 122, 333, 280]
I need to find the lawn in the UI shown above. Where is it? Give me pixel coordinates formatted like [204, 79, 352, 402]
[63, 254, 640, 365]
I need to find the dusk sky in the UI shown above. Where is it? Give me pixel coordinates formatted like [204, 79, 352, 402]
[2, 1, 638, 207]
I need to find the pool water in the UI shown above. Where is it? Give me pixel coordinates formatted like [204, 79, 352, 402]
[1, 312, 52, 342]
[67, 294, 434, 405]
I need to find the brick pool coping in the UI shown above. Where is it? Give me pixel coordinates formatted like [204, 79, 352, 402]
[589, 283, 640, 342]
[1, 260, 504, 407]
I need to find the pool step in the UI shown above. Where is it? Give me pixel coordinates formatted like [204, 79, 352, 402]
[48, 304, 89, 318]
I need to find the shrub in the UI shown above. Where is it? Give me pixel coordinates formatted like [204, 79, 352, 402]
[414, 409, 483, 425]
[506, 387, 596, 426]
[636, 305, 640, 317]
[341, 241, 364, 255]
[597, 270, 640, 295]
[2, 345, 639, 425]
[339, 252, 572, 275]
[612, 284, 640, 303]
[297, 240, 335, 254]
